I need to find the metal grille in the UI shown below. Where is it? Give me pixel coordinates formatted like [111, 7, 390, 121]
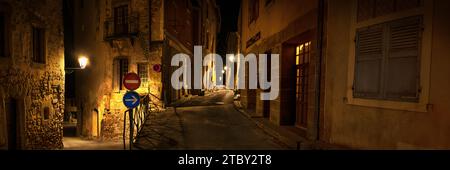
[138, 63, 149, 88]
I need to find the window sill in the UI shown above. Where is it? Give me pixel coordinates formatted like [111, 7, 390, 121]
[346, 97, 429, 113]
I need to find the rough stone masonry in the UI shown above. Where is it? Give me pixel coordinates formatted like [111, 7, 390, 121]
[0, 0, 65, 149]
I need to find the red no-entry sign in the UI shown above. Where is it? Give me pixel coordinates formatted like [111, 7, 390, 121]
[123, 72, 141, 91]
[153, 64, 162, 73]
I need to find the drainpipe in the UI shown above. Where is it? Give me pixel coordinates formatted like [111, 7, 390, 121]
[96, 109, 99, 138]
[149, 1, 153, 48]
[148, 0, 152, 98]
[314, 0, 325, 145]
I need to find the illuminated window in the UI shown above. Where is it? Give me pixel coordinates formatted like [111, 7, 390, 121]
[296, 42, 310, 66]
[295, 41, 311, 128]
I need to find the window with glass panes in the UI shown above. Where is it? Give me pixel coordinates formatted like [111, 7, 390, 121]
[295, 41, 311, 128]
[138, 63, 149, 88]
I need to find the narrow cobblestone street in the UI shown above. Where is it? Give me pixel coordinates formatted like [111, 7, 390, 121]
[134, 90, 287, 150]
[63, 137, 123, 150]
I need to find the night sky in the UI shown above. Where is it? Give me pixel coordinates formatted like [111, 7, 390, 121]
[216, 0, 241, 56]
[64, 0, 241, 64]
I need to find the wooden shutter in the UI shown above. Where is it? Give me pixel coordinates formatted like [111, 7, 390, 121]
[114, 5, 128, 34]
[120, 59, 129, 90]
[39, 28, 45, 63]
[32, 28, 38, 62]
[32, 27, 45, 64]
[354, 24, 384, 98]
[385, 16, 422, 101]
[113, 59, 120, 92]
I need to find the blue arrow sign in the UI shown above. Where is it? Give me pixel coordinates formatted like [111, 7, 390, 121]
[123, 91, 140, 109]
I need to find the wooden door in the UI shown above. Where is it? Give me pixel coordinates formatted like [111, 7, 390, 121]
[5, 98, 20, 150]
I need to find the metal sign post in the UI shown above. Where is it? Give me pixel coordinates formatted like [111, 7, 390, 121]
[129, 108, 133, 150]
[123, 91, 140, 150]
[122, 72, 141, 151]
[123, 110, 127, 150]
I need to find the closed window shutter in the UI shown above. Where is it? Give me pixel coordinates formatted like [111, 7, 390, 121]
[119, 59, 129, 90]
[385, 16, 422, 101]
[113, 59, 120, 92]
[354, 24, 384, 98]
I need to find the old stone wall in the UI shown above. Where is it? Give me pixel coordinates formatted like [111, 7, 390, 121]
[74, 0, 157, 140]
[0, 0, 64, 149]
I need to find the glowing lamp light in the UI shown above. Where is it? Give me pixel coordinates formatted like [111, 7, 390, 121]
[78, 56, 89, 69]
[229, 55, 235, 62]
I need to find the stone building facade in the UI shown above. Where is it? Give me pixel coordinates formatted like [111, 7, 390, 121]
[70, 0, 220, 140]
[0, 0, 65, 149]
[70, 0, 152, 140]
[160, 0, 220, 103]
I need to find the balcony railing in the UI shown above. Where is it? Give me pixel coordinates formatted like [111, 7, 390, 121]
[104, 13, 139, 41]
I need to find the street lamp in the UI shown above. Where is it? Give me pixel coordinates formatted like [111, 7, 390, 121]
[229, 55, 235, 62]
[65, 55, 89, 74]
[78, 56, 89, 69]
